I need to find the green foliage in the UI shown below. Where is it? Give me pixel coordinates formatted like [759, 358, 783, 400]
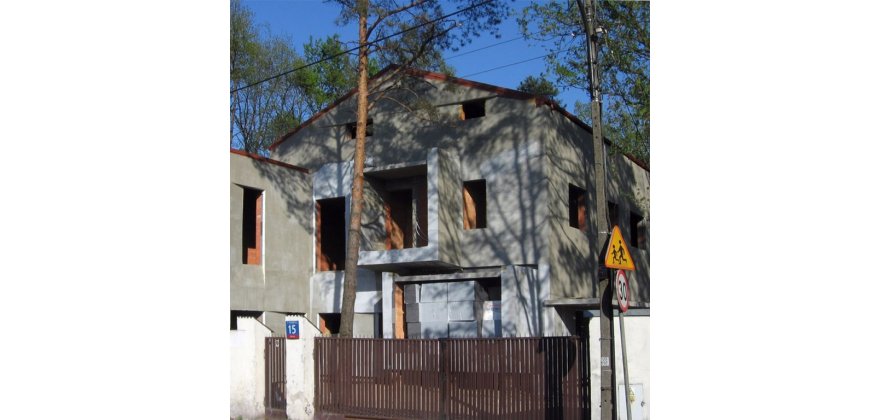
[230, 1, 360, 155]
[230, 0, 302, 155]
[517, 75, 561, 104]
[298, 35, 360, 114]
[519, 0, 649, 164]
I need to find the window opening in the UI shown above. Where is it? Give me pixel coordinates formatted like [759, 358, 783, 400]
[316, 197, 346, 271]
[379, 174, 428, 250]
[630, 212, 647, 249]
[608, 201, 619, 228]
[346, 118, 373, 139]
[242, 187, 263, 265]
[460, 99, 486, 120]
[478, 278, 502, 300]
[569, 184, 587, 232]
[463, 180, 487, 229]
[385, 190, 413, 250]
[319, 313, 341, 336]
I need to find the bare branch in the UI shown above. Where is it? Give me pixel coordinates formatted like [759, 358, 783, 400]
[367, 0, 429, 38]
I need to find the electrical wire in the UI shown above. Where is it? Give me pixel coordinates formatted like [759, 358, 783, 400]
[231, 0, 496, 94]
[444, 35, 524, 60]
[460, 46, 577, 78]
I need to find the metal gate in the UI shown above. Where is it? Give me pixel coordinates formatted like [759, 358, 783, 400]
[265, 337, 286, 417]
[315, 336, 589, 419]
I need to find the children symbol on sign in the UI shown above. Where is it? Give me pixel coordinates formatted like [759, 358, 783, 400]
[612, 240, 627, 265]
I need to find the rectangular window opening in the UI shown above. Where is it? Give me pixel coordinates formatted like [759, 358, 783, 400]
[608, 201, 619, 229]
[242, 187, 263, 265]
[630, 212, 647, 249]
[460, 99, 486, 120]
[377, 174, 428, 250]
[385, 189, 414, 250]
[463, 180, 487, 229]
[346, 118, 373, 139]
[316, 197, 346, 271]
[319, 313, 341, 336]
[569, 184, 587, 232]
[478, 277, 502, 300]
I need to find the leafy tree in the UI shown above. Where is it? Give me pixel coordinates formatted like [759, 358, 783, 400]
[519, 0, 649, 163]
[298, 35, 370, 114]
[230, 1, 361, 155]
[330, 0, 509, 337]
[517, 75, 561, 103]
[231, 0, 302, 154]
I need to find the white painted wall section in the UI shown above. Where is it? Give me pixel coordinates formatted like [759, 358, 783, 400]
[589, 314, 650, 420]
[285, 315, 320, 420]
[230, 317, 272, 420]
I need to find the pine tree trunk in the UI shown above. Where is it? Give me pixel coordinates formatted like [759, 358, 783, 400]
[338, 1, 370, 338]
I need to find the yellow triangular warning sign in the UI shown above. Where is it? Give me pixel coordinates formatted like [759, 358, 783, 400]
[605, 225, 635, 270]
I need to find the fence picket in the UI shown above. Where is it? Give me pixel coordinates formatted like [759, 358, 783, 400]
[315, 336, 586, 419]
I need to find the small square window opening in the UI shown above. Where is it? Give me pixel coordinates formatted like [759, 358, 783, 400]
[630, 212, 647, 249]
[460, 100, 486, 120]
[346, 118, 373, 139]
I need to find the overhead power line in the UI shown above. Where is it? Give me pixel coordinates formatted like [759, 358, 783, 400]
[231, 0, 496, 94]
[461, 46, 576, 78]
[444, 35, 524, 60]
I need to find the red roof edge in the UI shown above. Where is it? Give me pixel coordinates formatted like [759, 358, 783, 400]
[268, 65, 649, 172]
[537, 99, 650, 171]
[230, 149, 310, 174]
[268, 65, 399, 151]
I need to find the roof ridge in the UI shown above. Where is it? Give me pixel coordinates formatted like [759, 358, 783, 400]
[267, 65, 648, 171]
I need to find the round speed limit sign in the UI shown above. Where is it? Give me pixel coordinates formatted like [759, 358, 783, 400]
[615, 269, 630, 312]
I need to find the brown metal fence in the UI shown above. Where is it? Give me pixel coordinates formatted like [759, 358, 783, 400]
[315, 336, 588, 419]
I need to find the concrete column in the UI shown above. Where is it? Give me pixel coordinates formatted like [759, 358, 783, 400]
[285, 315, 320, 419]
[382, 272, 395, 338]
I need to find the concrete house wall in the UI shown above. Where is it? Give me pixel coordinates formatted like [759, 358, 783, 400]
[271, 78, 550, 270]
[606, 151, 650, 303]
[230, 151, 313, 335]
[267, 68, 648, 338]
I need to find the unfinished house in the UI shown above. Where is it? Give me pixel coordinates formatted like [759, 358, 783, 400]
[229, 149, 313, 335]
[266, 66, 650, 341]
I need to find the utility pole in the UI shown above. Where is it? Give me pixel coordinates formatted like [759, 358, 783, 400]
[575, 0, 614, 419]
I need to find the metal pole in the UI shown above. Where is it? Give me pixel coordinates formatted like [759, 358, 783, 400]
[620, 310, 632, 420]
[602, 269, 615, 420]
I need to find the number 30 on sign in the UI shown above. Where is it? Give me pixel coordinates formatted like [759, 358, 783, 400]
[615, 270, 630, 313]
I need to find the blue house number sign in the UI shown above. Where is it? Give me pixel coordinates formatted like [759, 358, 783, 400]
[286, 320, 299, 339]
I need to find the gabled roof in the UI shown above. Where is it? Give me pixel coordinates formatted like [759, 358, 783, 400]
[269, 65, 648, 171]
[231, 148, 310, 174]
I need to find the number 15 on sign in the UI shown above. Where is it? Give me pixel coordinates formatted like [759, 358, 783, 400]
[286, 320, 299, 339]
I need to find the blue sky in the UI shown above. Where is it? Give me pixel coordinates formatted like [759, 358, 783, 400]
[242, 0, 587, 109]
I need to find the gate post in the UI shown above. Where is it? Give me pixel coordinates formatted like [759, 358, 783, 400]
[439, 339, 448, 419]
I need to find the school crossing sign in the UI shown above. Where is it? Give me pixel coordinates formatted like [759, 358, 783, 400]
[604, 225, 635, 271]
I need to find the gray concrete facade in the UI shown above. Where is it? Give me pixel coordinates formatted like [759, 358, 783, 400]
[262, 68, 650, 338]
[230, 151, 313, 335]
